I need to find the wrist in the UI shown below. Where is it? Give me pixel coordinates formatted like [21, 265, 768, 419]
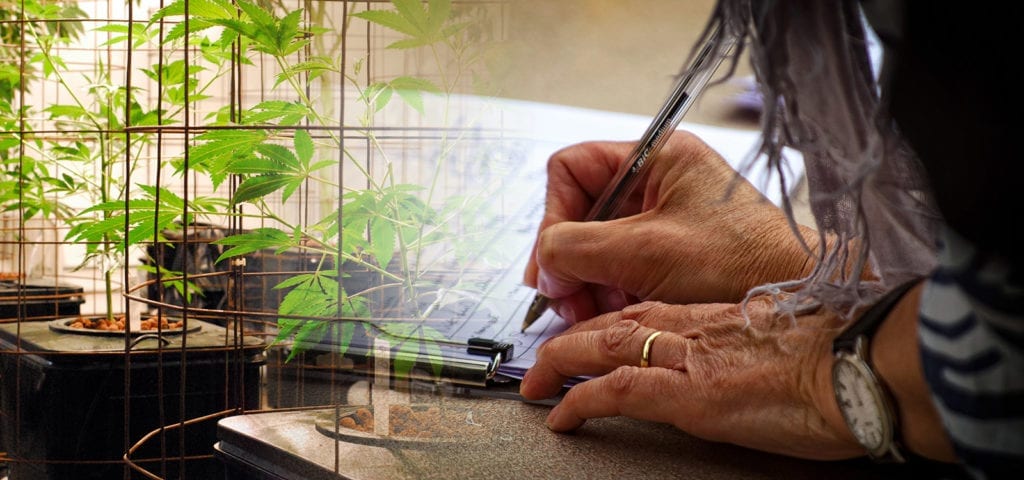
[827, 280, 921, 462]
[870, 282, 957, 462]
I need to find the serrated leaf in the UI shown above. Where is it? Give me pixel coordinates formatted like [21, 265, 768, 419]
[243, 101, 310, 125]
[272, 318, 303, 345]
[153, 0, 234, 23]
[254, 143, 299, 169]
[138, 184, 186, 210]
[279, 38, 310, 57]
[307, 160, 335, 175]
[369, 216, 395, 269]
[275, 272, 322, 290]
[213, 228, 293, 262]
[224, 156, 280, 175]
[294, 129, 313, 165]
[45, 104, 87, 120]
[235, 0, 275, 27]
[395, 89, 425, 114]
[386, 37, 433, 50]
[234, 175, 294, 204]
[351, 10, 418, 38]
[389, 75, 442, 93]
[188, 129, 267, 184]
[426, 0, 452, 34]
[372, 86, 393, 112]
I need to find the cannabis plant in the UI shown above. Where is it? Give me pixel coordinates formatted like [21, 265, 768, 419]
[144, 0, 504, 378]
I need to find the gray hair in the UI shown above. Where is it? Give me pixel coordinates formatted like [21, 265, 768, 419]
[695, 0, 941, 320]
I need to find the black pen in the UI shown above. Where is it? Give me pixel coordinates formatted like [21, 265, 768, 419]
[521, 23, 734, 332]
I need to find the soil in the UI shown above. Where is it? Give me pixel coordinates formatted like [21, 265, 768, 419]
[67, 315, 183, 332]
[340, 405, 482, 439]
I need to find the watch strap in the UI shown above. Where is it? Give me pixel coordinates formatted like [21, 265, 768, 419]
[833, 279, 920, 353]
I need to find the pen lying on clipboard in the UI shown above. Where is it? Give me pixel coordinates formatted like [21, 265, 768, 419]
[521, 23, 737, 332]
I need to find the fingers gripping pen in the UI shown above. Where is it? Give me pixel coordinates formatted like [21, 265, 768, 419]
[521, 23, 735, 332]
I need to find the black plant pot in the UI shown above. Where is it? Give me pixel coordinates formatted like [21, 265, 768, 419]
[143, 223, 230, 312]
[0, 279, 84, 321]
[0, 319, 264, 480]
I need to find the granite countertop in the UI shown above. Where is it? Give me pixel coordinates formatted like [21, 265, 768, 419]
[215, 390, 900, 480]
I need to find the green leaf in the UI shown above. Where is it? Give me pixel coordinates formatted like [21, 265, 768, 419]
[426, 0, 452, 35]
[360, 82, 394, 113]
[354, 0, 455, 49]
[385, 37, 434, 50]
[293, 129, 314, 166]
[235, 0, 276, 29]
[226, 156, 285, 175]
[188, 129, 267, 186]
[378, 322, 448, 379]
[213, 228, 294, 262]
[351, 10, 418, 38]
[395, 89, 425, 114]
[45, 104, 87, 120]
[242, 101, 310, 126]
[393, 0, 429, 27]
[369, 216, 396, 269]
[139, 184, 187, 211]
[152, 0, 235, 23]
[389, 75, 442, 93]
[276, 56, 340, 88]
[422, 333, 444, 377]
[392, 337, 420, 380]
[234, 174, 288, 204]
[253, 143, 299, 170]
[289, 321, 329, 358]
[275, 271, 336, 290]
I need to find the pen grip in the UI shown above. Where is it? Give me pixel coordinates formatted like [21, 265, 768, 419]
[585, 24, 731, 223]
[585, 103, 686, 222]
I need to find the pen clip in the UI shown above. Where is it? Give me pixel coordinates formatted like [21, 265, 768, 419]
[466, 337, 514, 364]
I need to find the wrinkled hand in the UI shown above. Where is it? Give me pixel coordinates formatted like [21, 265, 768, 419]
[519, 299, 862, 461]
[523, 131, 817, 323]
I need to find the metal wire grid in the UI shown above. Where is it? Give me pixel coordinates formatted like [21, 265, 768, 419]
[0, 1, 511, 478]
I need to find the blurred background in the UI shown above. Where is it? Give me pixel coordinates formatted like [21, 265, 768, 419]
[497, 0, 758, 129]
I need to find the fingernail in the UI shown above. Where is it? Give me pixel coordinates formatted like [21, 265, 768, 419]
[537, 271, 553, 296]
[545, 407, 560, 430]
[551, 301, 576, 324]
[607, 289, 630, 311]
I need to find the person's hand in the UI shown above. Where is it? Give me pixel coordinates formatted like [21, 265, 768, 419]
[522, 131, 818, 324]
[519, 299, 863, 461]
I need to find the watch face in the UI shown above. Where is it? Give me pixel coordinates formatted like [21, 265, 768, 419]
[833, 356, 892, 454]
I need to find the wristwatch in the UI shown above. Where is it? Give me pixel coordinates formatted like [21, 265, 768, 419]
[831, 281, 918, 463]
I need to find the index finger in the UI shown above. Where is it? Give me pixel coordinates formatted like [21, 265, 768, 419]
[523, 141, 646, 287]
[545, 366, 691, 431]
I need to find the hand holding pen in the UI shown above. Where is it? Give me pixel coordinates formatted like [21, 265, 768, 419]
[521, 25, 736, 332]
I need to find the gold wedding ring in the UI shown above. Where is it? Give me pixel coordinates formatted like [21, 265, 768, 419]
[640, 331, 663, 368]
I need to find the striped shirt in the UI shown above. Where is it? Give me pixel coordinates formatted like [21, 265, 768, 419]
[919, 227, 1024, 479]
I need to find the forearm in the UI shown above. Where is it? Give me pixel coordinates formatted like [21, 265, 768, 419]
[871, 281, 956, 461]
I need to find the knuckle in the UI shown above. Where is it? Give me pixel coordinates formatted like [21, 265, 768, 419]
[547, 145, 575, 172]
[620, 301, 665, 323]
[604, 366, 642, 397]
[535, 224, 566, 268]
[600, 320, 643, 357]
[663, 339, 692, 372]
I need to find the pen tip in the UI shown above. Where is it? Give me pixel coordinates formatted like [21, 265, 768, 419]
[520, 294, 549, 333]
[520, 306, 540, 333]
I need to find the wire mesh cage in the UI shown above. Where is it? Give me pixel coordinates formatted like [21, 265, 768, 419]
[0, 0, 516, 478]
